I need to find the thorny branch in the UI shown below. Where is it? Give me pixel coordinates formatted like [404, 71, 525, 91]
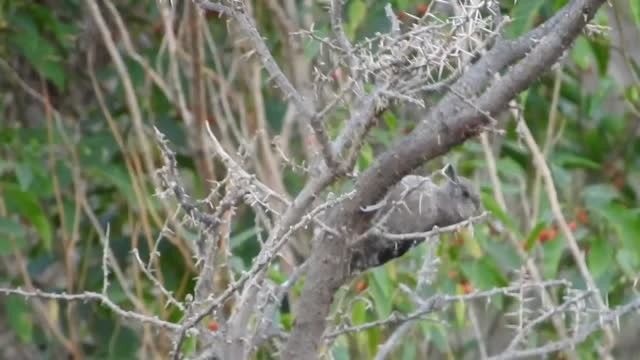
[325, 279, 570, 340]
[284, 0, 609, 358]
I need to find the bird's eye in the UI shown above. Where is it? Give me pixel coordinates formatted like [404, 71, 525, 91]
[462, 190, 469, 198]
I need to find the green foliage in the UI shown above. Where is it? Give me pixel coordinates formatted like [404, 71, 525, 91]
[506, 0, 546, 38]
[5, 296, 33, 343]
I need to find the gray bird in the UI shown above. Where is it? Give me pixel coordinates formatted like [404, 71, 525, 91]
[350, 164, 482, 272]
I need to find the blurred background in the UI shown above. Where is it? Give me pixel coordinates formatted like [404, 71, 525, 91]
[1, 0, 639, 359]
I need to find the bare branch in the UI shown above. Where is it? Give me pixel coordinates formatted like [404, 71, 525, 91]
[325, 280, 569, 340]
[193, 0, 338, 169]
[0, 288, 180, 331]
[490, 296, 640, 360]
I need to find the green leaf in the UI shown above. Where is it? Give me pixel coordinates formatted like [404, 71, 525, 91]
[5, 296, 33, 343]
[0, 218, 26, 238]
[422, 323, 450, 353]
[525, 222, 547, 252]
[481, 193, 522, 238]
[230, 227, 259, 250]
[369, 267, 393, 318]
[0, 218, 28, 255]
[582, 184, 620, 208]
[351, 298, 368, 325]
[553, 153, 601, 170]
[303, 28, 324, 60]
[87, 165, 136, 204]
[461, 258, 508, 290]
[616, 249, 639, 276]
[3, 184, 52, 252]
[571, 37, 594, 70]
[0, 159, 12, 174]
[461, 230, 483, 259]
[587, 237, 613, 278]
[370, 128, 393, 147]
[358, 143, 374, 171]
[383, 112, 398, 134]
[332, 342, 350, 360]
[347, 0, 367, 39]
[10, 15, 65, 90]
[454, 292, 466, 327]
[15, 164, 34, 191]
[483, 239, 522, 270]
[496, 157, 526, 180]
[396, 0, 410, 10]
[349, 298, 375, 356]
[401, 343, 417, 360]
[626, 84, 640, 104]
[630, 0, 640, 26]
[181, 336, 197, 357]
[506, 0, 545, 38]
[542, 236, 565, 278]
[595, 204, 640, 256]
[549, 163, 572, 192]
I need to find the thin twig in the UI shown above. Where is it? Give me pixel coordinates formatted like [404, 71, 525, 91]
[0, 288, 180, 331]
[517, 119, 616, 348]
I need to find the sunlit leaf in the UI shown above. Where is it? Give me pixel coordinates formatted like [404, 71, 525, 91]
[630, 0, 640, 26]
[461, 229, 483, 259]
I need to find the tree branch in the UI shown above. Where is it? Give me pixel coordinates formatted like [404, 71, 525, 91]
[283, 1, 607, 358]
[193, 0, 338, 169]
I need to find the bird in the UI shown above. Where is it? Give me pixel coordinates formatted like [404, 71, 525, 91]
[350, 164, 482, 272]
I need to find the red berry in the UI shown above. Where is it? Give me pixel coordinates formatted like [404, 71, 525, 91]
[567, 221, 577, 231]
[461, 281, 473, 294]
[356, 280, 368, 292]
[331, 68, 342, 82]
[539, 228, 558, 243]
[577, 209, 588, 224]
[417, 4, 428, 16]
[207, 321, 218, 332]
